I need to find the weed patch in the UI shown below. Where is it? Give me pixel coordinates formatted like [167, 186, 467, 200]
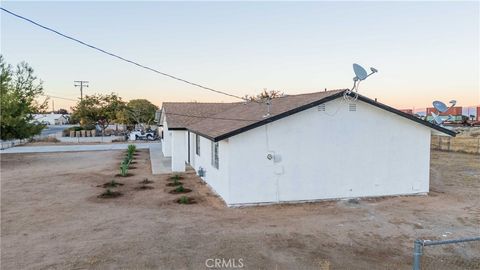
[176, 196, 196, 204]
[98, 189, 122, 198]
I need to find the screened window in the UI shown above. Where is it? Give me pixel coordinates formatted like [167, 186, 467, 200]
[195, 134, 200, 156]
[211, 141, 219, 169]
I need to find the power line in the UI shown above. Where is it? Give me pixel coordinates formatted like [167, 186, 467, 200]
[42, 93, 77, 101]
[41, 93, 259, 122]
[1, 7, 249, 102]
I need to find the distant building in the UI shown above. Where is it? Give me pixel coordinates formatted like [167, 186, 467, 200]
[426, 106, 463, 122]
[33, 113, 69, 125]
[477, 107, 480, 121]
[400, 109, 413, 114]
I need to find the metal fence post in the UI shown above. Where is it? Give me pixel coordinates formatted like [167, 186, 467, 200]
[412, 239, 423, 270]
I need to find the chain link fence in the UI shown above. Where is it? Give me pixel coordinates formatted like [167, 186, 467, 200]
[412, 237, 480, 270]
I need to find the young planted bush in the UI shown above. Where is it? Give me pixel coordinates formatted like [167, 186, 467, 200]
[99, 179, 124, 188]
[98, 188, 122, 198]
[166, 177, 182, 186]
[127, 144, 136, 155]
[173, 177, 180, 185]
[140, 178, 153, 184]
[170, 174, 182, 181]
[120, 162, 129, 176]
[169, 184, 191, 194]
[176, 196, 196, 204]
[123, 156, 131, 166]
[179, 196, 189, 204]
[175, 185, 185, 193]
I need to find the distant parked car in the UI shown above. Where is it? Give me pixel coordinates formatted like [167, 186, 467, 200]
[128, 130, 157, 141]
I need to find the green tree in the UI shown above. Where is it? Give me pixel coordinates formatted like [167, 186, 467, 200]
[0, 56, 48, 140]
[125, 99, 158, 125]
[54, 108, 68, 114]
[70, 93, 125, 134]
[245, 88, 284, 102]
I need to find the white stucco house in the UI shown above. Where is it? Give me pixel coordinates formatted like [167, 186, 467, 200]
[33, 113, 69, 125]
[158, 89, 455, 206]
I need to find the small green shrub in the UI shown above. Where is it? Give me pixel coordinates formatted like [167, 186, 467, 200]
[173, 177, 180, 185]
[120, 163, 129, 176]
[170, 174, 181, 181]
[109, 180, 119, 187]
[123, 155, 131, 165]
[179, 196, 189, 204]
[128, 144, 136, 154]
[175, 185, 185, 192]
[141, 178, 153, 184]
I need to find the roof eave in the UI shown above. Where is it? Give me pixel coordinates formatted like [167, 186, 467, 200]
[355, 95, 457, 137]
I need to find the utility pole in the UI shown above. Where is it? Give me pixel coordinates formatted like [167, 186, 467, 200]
[74, 80, 89, 101]
[52, 99, 55, 113]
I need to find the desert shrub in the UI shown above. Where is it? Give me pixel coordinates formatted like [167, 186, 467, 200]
[178, 196, 195, 204]
[170, 174, 182, 181]
[108, 180, 120, 187]
[128, 144, 136, 153]
[175, 185, 185, 192]
[98, 188, 122, 198]
[179, 196, 188, 204]
[141, 178, 153, 184]
[120, 163, 129, 176]
[173, 177, 180, 185]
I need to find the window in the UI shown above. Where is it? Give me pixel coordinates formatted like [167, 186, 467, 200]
[195, 134, 200, 156]
[211, 141, 219, 169]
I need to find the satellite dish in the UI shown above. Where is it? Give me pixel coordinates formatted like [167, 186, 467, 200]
[449, 100, 456, 106]
[353, 63, 368, 81]
[431, 112, 443, 125]
[433, 101, 448, 113]
[346, 63, 378, 102]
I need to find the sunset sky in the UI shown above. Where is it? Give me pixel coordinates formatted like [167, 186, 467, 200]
[1, 1, 479, 111]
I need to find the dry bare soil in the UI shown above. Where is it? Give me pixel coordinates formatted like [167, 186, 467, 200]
[1, 150, 479, 270]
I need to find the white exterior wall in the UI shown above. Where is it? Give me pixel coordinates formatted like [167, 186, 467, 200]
[171, 130, 187, 172]
[189, 133, 230, 203]
[161, 120, 172, 157]
[226, 98, 432, 206]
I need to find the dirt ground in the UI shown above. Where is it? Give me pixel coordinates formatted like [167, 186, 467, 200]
[1, 150, 479, 270]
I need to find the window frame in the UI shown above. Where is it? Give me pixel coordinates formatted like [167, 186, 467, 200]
[211, 141, 219, 169]
[195, 134, 200, 156]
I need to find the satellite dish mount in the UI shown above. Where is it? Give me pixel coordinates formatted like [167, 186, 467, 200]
[430, 99, 457, 126]
[345, 63, 378, 101]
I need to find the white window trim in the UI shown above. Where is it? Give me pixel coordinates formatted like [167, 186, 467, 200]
[195, 134, 200, 156]
[211, 141, 219, 169]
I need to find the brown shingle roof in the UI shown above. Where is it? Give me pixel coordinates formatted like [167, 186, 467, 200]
[187, 90, 346, 140]
[163, 89, 456, 140]
[162, 102, 237, 129]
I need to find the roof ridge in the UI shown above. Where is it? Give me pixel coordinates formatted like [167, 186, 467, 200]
[186, 90, 347, 133]
[279, 89, 347, 97]
[163, 101, 238, 105]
